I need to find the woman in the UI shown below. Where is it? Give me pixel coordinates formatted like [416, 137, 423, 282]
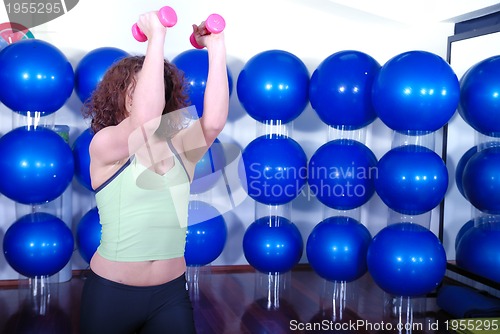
[79, 10, 229, 334]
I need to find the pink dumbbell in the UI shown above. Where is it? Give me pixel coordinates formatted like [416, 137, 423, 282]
[190, 13, 226, 49]
[132, 6, 178, 42]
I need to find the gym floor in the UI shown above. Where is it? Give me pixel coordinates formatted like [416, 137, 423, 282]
[0, 266, 456, 334]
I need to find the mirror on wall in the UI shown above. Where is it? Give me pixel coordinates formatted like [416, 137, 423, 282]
[442, 23, 500, 289]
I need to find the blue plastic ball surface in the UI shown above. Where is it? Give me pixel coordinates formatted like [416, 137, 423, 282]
[455, 219, 474, 251]
[72, 128, 94, 192]
[171, 49, 233, 118]
[0, 126, 75, 204]
[455, 143, 497, 200]
[240, 135, 307, 205]
[243, 216, 303, 274]
[459, 55, 500, 137]
[309, 50, 381, 129]
[456, 220, 500, 283]
[3, 212, 74, 278]
[367, 222, 447, 297]
[372, 50, 460, 133]
[375, 145, 448, 216]
[455, 146, 477, 200]
[0, 39, 74, 116]
[237, 50, 309, 124]
[76, 207, 101, 264]
[308, 139, 377, 210]
[306, 216, 372, 282]
[185, 201, 227, 266]
[75, 47, 129, 104]
[462, 146, 500, 214]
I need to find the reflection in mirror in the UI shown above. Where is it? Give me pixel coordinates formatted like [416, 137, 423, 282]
[443, 24, 500, 293]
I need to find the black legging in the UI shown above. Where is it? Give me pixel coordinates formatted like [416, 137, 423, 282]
[80, 270, 196, 334]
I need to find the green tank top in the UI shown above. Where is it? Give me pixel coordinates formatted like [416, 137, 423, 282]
[95, 154, 190, 262]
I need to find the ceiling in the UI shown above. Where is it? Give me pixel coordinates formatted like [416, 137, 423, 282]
[319, 0, 500, 24]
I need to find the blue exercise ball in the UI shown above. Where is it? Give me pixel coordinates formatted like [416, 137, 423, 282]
[372, 50, 460, 133]
[456, 219, 500, 283]
[455, 143, 496, 200]
[367, 222, 447, 297]
[171, 49, 233, 118]
[75, 47, 129, 104]
[72, 128, 94, 192]
[375, 145, 448, 216]
[237, 50, 309, 124]
[191, 138, 226, 194]
[3, 212, 74, 278]
[308, 139, 377, 210]
[76, 207, 101, 264]
[185, 201, 227, 266]
[240, 134, 307, 205]
[0, 39, 74, 116]
[0, 126, 75, 204]
[455, 219, 474, 251]
[463, 145, 500, 214]
[459, 56, 500, 137]
[243, 216, 303, 274]
[309, 50, 381, 129]
[306, 216, 372, 282]
[455, 146, 477, 200]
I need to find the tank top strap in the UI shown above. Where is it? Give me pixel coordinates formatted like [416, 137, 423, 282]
[167, 138, 191, 183]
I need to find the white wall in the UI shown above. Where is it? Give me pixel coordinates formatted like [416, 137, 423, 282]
[0, 0, 456, 280]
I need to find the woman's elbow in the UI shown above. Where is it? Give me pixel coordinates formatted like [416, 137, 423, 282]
[203, 124, 224, 143]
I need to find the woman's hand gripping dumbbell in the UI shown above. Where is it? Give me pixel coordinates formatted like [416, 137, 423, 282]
[132, 6, 177, 42]
[190, 14, 225, 49]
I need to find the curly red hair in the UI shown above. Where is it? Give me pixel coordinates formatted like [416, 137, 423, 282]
[82, 56, 190, 134]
